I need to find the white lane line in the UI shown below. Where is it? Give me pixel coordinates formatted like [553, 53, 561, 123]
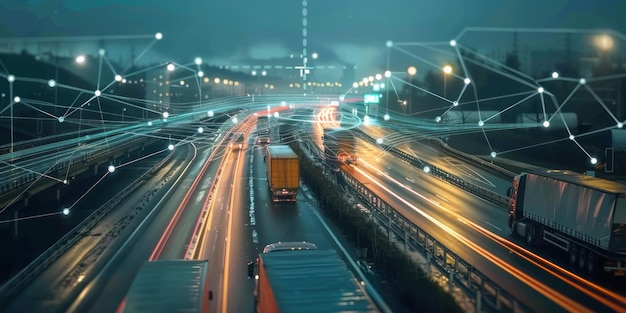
[485, 221, 502, 231]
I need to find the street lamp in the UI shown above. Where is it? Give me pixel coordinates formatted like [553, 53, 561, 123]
[443, 65, 453, 98]
[407, 66, 417, 113]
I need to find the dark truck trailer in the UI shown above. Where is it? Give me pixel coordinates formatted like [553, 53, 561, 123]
[253, 242, 378, 313]
[120, 260, 211, 313]
[508, 170, 626, 276]
[256, 115, 271, 145]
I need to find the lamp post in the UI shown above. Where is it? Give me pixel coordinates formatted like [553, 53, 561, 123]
[443, 65, 452, 99]
[407, 66, 417, 113]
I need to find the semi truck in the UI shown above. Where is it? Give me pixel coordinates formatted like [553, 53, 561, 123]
[120, 259, 211, 313]
[508, 170, 626, 276]
[250, 242, 378, 313]
[322, 128, 358, 166]
[256, 115, 271, 145]
[266, 145, 299, 202]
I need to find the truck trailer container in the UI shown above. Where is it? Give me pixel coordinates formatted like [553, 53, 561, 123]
[508, 170, 626, 276]
[120, 260, 211, 313]
[253, 243, 378, 313]
[266, 145, 299, 202]
[257, 115, 271, 145]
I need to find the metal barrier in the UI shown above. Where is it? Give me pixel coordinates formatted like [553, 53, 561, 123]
[0, 148, 176, 308]
[352, 130, 511, 209]
[302, 135, 531, 312]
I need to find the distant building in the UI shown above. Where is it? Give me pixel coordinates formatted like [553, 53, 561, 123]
[145, 67, 171, 116]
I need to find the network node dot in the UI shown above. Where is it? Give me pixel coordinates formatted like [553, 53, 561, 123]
[197, 127, 204, 133]
[13, 96, 21, 103]
[62, 208, 70, 215]
[108, 165, 116, 173]
[490, 151, 497, 158]
[384, 70, 391, 78]
[7, 74, 15, 82]
[376, 138, 383, 144]
[197, 71, 204, 77]
[194, 57, 202, 65]
[98, 49, 106, 56]
[383, 114, 390, 121]
[58, 116, 64, 123]
[147, 121, 153, 126]
[478, 120, 484, 127]
[423, 166, 431, 173]
[167, 63, 175, 71]
[435, 116, 442, 123]
[155, 32, 163, 40]
[464, 78, 471, 85]
[207, 111, 214, 117]
[162, 111, 169, 119]
[543, 121, 550, 128]
[552, 72, 559, 79]
[450, 40, 457, 47]
[579, 78, 586, 85]
[453, 101, 459, 107]
[385, 40, 393, 48]
[115, 75, 122, 82]
[168, 144, 175, 151]
[591, 158, 597, 165]
[94, 90, 101, 97]
[48, 79, 56, 87]
[273, 112, 280, 118]
[352, 82, 359, 88]
[538, 87, 544, 93]
[569, 135, 575, 140]
[618, 122, 624, 128]
[63, 179, 69, 185]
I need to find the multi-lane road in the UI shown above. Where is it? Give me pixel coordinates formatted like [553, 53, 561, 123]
[353, 119, 626, 312]
[2, 104, 626, 313]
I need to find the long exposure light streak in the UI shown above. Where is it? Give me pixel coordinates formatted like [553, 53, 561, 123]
[359, 158, 626, 312]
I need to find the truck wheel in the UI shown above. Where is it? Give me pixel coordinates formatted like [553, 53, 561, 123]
[568, 244, 578, 267]
[509, 217, 516, 234]
[585, 252, 596, 276]
[525, 224, 535, 246]
[577, 248, 587, 271]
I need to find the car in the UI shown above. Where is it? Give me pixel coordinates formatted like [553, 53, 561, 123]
[357, 258, 373, 274]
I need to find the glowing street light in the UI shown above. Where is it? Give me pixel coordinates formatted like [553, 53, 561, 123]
[407, 66, 417, 76]
[75, 55, 86, 64]
[594, 34, 614, 51]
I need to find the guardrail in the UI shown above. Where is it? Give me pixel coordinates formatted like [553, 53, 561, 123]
[352, 130, 511, 209]
[340, 171, 531, 312]
[302, 134, 531, 312]
[0, 148, 176, 309]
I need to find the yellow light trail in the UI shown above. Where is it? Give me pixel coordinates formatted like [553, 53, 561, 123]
[221, 147, 243, 313]
[354, 161, 593, 313]
[359, 158, 626, 312]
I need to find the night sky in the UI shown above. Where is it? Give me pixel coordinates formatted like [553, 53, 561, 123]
[1, 0, 626, 78]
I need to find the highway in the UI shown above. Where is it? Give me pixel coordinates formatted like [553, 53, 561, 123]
[312, 105, 626, 311]
[349, 118, 626, 312]
[2, 101, 626, 313]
